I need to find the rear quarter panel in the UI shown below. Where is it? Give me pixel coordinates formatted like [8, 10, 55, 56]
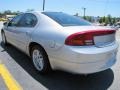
[30, 13, 67, 56]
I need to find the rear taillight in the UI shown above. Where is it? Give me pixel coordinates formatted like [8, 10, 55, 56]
[65, 30, 116, 46]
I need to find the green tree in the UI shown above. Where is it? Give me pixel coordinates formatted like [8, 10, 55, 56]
[84, 16, 92, 22]
[112, 17, 116, 24]
[107, 14, 112, 24]
[4, 10, 12, 14]
[99, 17, 103, 23]
[105, 17, 109, 25]
[74, 13, 79, 16]
[26, 9, 34, 12]
[102, 16, 106, 23]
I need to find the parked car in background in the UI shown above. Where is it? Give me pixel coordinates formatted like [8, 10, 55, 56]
[116, 25, 120, 28]
[0, 18, 8, 22]
[1, 11, 118, 74]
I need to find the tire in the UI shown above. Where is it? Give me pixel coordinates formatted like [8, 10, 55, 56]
[1, 31, 8, 46]
[31, 45, 51, 74]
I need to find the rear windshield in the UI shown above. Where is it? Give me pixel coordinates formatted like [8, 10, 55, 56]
[42, 12, 91, 26]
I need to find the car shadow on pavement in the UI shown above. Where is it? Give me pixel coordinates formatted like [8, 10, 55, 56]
[1, 43, 114, 90]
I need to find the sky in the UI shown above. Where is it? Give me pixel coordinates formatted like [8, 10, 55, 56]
[0, 0, 120, 17]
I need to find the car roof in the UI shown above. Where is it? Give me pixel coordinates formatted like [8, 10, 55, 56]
[24, 11, 62, 14]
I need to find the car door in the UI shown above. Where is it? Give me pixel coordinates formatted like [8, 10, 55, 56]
[5, 14, 23, 45]
[13, 13, 38, 52]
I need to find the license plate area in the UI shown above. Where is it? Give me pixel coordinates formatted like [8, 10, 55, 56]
[94, 34, 115, 47]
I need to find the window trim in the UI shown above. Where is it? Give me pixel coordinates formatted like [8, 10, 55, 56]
[7, 14, 23, 27]
[17, 13, 38, 28]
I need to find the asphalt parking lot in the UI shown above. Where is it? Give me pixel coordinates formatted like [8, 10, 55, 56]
[0, 21, 120, 90]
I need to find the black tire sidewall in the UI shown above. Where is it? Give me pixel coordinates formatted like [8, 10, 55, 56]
[1, 32, 7, 45]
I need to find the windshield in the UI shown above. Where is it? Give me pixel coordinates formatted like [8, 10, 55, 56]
[42, 12, 91, 26]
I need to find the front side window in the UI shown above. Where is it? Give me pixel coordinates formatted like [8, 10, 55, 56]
[43, 12, 91, 27]
[18, 13, 37, 27]
[8, 14, 23, 27]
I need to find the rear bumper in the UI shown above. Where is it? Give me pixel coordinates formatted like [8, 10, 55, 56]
[52, 55, 116, 74]
[49, 42, 118, 74]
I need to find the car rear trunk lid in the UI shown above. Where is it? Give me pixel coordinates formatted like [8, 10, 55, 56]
[94, 30, 116, 47]
[64, 26, 116, 47]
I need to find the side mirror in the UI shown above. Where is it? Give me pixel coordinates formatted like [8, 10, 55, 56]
[3, 22, 7, 26]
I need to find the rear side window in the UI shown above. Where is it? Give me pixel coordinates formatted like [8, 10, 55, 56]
[42, 12, 91, 27]
[18, 13, 37, 27]
[8, 14, 23, 27]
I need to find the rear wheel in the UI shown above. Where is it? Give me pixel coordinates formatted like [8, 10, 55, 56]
[31, 45, 51, 74]
[1, 31, 8, 45]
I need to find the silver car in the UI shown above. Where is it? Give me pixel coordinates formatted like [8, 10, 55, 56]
[1, 11, 118, 74]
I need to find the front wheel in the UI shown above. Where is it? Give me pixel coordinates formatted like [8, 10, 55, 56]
[31, 45, 51, 74]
